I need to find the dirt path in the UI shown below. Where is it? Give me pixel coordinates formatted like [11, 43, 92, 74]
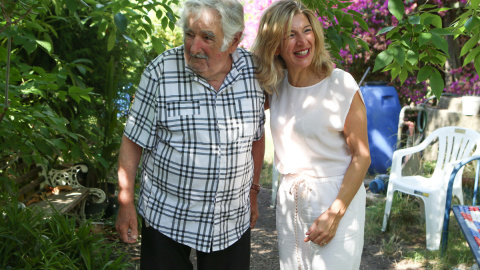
[124, 185, 418, 269]
[250, 187, 412, 270]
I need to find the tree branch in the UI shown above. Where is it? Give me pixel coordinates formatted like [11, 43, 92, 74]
[0, 1, 34, 34]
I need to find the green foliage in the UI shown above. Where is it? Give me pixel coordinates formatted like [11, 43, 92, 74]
[301, 0, 370, 62]
[456, 0, 480, 74]
[0, 196, 131, 269]
[373, 2, 452, 98]
[1, 0, 179, 185]
[376, 0, 480, 99]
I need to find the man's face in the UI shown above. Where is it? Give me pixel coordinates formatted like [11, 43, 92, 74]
[184, 9, 236, 81]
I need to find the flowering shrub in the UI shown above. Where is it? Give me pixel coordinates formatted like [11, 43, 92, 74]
[241, 0, 477, 104]
[240, 0, 277, 50]
[447, 66, 480, 96]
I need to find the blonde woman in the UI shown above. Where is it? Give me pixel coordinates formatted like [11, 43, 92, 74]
[252, 0, 370, 269]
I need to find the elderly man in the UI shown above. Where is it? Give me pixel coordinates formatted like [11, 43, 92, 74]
[115, 0, 265, 269]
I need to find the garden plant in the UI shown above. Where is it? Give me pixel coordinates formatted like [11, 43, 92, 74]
[2, 0, 480, 268]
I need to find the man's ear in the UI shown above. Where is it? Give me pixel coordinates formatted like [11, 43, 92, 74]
[228, 32, 243, 53]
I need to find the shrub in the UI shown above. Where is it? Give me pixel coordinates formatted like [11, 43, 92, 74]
[0, 196, 131, 269]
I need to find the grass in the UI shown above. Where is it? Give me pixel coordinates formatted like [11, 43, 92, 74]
[364, 192, 479, 269]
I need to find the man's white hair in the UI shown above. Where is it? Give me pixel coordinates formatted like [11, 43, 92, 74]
[179, 0, 245, 52]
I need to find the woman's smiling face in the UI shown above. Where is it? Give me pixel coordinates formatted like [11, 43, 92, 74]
[278, 13, 316, 74]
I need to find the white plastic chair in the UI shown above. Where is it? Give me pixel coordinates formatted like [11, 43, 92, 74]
[381, 126, 480, 250]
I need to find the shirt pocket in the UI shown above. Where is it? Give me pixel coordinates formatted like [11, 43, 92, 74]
[166, 100, 201, 117]
[235, 98, 256, 138]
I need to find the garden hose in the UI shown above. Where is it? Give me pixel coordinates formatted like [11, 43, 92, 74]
[416, 107, 427, 133]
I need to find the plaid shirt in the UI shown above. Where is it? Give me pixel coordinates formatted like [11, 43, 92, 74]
[124, 45, 265, 252]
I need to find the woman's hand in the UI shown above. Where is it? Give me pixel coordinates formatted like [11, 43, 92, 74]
[304, 207, 343, 246]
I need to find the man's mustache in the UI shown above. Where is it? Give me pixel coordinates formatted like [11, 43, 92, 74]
[190, 53, 208, 59]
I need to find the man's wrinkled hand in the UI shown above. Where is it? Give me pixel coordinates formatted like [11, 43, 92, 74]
[116, 204, 139, 243]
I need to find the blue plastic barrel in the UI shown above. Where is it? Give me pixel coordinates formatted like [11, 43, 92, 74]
[360, 82, 401, 174]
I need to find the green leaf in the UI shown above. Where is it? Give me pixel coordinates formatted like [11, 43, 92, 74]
[72, 58, 93, 64]
[388, 0, 405, 22]
[58, 91, 68, 100]
[387, 28, 401, 40]
[388, 63, 401, 79]
[417, 66, 432, 83]
[152, 36, 166, 54]
[377, 26, 395, 36]
[465, 16, 480, 33]
[431, 15, 443, 28]
[345, 36, 357, 53]
[475, 53, 480, 76]
[460, 33, 480, 57]
[418, 33, 432, 47]
[114, 13, 128, 33]
[70, 145, 82, 159]
[463, 46, 480, 66]
[391, 46, 405, 66]
[76, 65, 87, 75]
[156, 10, 163, 19]
[330, 50, 342, 60]
[418, 4, 438, 10]
[51, 139, 68, 150]
[430, 69, 445, 98]
[430, 28, 454, 36]
[326, 27, 343, 49]
[429, 7, 451, 12]
[81, 94, 91, 102]
[34, 139, 54, 156]
[399, 68, 408, 85]
[472, 0, 480, 8]
[23, 40, 37, 54]
[373, 51, 394, 72]
[339, 13, 354, 28]
[431, 33, 449, 57]
[161, 17, 168, 30]
[66, 0, 79, 13]
[413, 24, 425, 33]
[346, 9, 363, 17]
[68, 86, 93, 103]
[68, 86, 92, 95]
[408, 16, 421, 25]
[357, 39, 369, 51]
[353, 14, 369, 32]
[423, 14, 443, 28]
[406, 50, 418, 66]
[107, 28, 116, 51]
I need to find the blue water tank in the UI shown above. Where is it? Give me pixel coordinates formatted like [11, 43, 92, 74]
[360, 82, 401, 174]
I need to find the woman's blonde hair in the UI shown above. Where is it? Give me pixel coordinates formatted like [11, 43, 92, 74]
[251, 0, 334, 94]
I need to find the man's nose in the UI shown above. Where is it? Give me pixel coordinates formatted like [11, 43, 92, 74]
[190, 37, 203, 54]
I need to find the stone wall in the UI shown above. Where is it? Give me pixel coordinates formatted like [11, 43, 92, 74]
[425, 96, 480, 134]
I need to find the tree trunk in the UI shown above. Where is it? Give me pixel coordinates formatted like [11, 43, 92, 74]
[443, 5, 463, 88]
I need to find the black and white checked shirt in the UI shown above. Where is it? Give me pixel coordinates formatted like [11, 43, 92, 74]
[124, 45, 265, 252]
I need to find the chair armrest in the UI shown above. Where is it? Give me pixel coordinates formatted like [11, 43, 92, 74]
[390, 138, 434, 179]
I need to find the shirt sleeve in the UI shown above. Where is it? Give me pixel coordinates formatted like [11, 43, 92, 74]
[124, 68, 158, 150]
[254, 98, 266, 141]
[339, 70, 362, 127]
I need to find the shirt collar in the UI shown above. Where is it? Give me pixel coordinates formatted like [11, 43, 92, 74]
[184, 47, 246, 92]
